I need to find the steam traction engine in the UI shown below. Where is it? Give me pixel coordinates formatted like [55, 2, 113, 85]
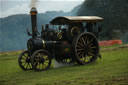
[18, 7, 103, 71]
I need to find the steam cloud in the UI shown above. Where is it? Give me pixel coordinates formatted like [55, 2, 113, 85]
[53, 59, 74, 68]
[29, 0, 39, 8]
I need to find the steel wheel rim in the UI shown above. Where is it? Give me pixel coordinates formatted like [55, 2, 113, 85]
[75, 32, 99, 64]
[18, 51, 33, 70]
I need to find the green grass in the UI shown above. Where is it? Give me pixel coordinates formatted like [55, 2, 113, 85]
[0, 47, 128, 85]
[100, 44, 121, 48]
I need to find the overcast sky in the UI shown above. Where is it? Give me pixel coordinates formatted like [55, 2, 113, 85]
[0, 0, 84, 18]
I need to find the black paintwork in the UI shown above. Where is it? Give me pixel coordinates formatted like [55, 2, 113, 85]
[18, 7, 103, 71]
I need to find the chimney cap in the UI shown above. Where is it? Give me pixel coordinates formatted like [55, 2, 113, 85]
[30, 7, 37, 12]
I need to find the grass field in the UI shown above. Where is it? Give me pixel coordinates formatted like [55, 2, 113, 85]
[0, 45, 128, 85]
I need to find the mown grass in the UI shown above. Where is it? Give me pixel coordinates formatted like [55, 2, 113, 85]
[0, 47, 128, 85]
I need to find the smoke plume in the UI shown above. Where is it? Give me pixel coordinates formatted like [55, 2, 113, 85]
[29, 0, 39, 8]
[53, 59, 74, 68]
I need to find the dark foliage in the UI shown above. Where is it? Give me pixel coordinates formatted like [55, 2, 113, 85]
[77, 0, 128, 41]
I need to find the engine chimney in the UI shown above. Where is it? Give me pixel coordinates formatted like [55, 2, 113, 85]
[30, 7, 38, 38]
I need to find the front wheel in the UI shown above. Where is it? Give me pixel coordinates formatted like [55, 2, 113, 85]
[31, 50, 52, 71]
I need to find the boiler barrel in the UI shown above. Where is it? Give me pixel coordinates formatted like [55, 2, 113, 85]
[27, 38, 57, 52]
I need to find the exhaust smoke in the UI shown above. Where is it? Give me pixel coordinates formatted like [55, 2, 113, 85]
[29, 0, 39, 8]
[53, 59, 74, 68]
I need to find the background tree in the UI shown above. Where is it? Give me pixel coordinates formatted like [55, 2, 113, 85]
[77, 0, 128, 40]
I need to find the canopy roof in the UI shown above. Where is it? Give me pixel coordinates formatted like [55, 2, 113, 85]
[50, 16, 103, 25]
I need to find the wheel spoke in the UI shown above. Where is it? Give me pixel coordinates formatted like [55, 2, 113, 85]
[89, 49, 94, 53]
[22, 57, 26, 60]
[26, 63, 29, 69]
[79, 37, 84, 45]
[84, 36, 87, 41]
[77, 50, 82, 56]
[88, 39, 94, 44]
[43, 55, 48, 60]
[22, 55, 27, 59]
[77, 42, 83, 47]
[28, 63, 31, 69]
[39, 62, 42, 69]
[89, 43, 93, 47]
[21, 61, 26, 65]
[86, 38, 90, 44]
[79, 38, 84, 45]
[39, 53, 42, 58]
[24, 54, 28, 58]
[81, 37, 86, 45]
[88, 52, 95, 56]
[29, 63, 32, 69]
[79, 51, 83, 58]
[21, 59, 26, 62]
[23, 62, 27, 67]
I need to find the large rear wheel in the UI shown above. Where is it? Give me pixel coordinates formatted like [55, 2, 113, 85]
[73, 32, 99, 65]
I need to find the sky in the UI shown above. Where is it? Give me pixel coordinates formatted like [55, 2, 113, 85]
[0, 0, 84, 18]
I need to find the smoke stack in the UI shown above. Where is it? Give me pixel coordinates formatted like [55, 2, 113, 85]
[30, 7, 38, 38]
